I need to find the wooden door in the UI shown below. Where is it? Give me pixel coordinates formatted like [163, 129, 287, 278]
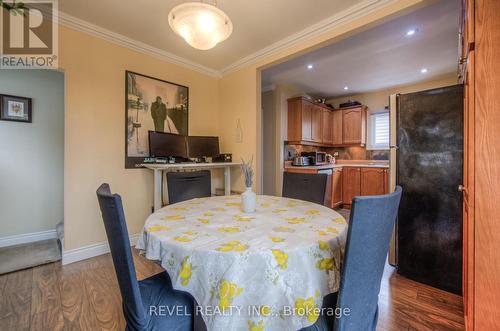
[342, 167, 360, 206]
[322, 109, 333, 145]
[332, 109, 343, 145]
[301, 101, 312, 141]
[343, 107, 366, 145]
[311, 105, 322, 142]
[472, 1, 500, 329]
[360, 168, 386, 196]
[331, 168, 342, 208]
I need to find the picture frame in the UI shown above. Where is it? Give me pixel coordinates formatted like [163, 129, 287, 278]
[125, 71, 189, 168]
[0, 94, 32, 123]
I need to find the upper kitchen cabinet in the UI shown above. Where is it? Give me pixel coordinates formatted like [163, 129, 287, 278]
[287, 97, 367, 147]
[321, 108, 333, 144]
[342, 105, 367, 145]
[332, 109, 343, 145]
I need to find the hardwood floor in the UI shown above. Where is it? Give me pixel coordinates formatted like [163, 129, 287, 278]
[0, 249, 464, 331]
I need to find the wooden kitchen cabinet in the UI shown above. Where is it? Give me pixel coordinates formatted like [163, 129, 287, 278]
[287, 97, 366, 147]
[342, 166, 388, 207]
[311, 105, 322, 142]
[360, 168, 389, 195]
[287, 97, 312, 142]
[342, 106, 367, 145]
[342, 167, 361, 206]
[322, 108, 333, 144]
[332, 109, 343, 145]
[331, 168, 343, 208]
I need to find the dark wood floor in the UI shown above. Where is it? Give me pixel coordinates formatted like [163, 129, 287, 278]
[0, 248, 464, 331]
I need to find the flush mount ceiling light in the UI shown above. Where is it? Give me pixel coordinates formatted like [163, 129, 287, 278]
[306, 64, 314, 70]
[168, 1, 233, 50]
[420, 68, 428, 73]
[343, 86, 349, 90]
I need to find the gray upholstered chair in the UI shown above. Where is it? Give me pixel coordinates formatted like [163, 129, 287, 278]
[301, 186, 403, 331]
[96, 183, 194, 331]
[282, 172, 328, 205]
[167, 170, 211, 204]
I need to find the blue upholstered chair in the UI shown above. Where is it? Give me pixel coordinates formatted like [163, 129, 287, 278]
[301, 186, 402, 331]
[282, 172, 328, 205]
[96, 183, 194, 331]
[167, 170, 211, 204]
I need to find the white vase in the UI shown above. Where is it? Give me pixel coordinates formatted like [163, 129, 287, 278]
[241, 187, 256, 213]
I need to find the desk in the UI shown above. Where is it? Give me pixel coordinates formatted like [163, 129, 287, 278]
[141, 162, 241, 211]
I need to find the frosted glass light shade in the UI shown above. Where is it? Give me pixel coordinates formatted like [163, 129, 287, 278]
[168, 2, 233, 50]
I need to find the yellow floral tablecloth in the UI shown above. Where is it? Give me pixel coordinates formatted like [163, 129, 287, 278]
[136, 195, 348, 331]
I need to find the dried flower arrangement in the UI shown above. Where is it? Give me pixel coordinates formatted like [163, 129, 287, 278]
[240, 156, 254, 188]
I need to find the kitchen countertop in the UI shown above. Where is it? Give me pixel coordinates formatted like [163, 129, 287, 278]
[284, 160, 389, 170]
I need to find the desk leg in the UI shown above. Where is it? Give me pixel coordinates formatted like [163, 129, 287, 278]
[154, 169, 162, 211]
[224, 166, 231, 196]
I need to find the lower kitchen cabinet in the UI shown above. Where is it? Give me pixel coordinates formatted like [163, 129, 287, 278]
[342, 167, 361, 206]
[331, 168, 343, 208]
[342, 167, 389, 207]
[360, 168, 389, 195]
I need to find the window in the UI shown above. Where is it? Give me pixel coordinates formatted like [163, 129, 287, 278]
[367, 111, 390, 150]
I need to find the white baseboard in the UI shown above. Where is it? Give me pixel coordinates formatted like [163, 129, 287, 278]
[0, 229, 58, 248]
[62, 233, 140, 265]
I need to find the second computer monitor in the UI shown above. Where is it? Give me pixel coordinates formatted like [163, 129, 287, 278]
[187, 136, 220, 158]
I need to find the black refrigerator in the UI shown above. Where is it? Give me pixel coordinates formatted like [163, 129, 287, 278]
[393, 85, 463, 295]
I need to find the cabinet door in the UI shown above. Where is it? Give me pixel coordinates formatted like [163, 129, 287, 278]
[322, 109, 333, 144]
[360, 168, 386, 196]
[311, 105, 322, 142]
[331, 168, 343, 208]
[301, 101, 312, 141]
[332, 109, 343, 145]
[343, 107, 365, 145]
[342, 167, 361, 205]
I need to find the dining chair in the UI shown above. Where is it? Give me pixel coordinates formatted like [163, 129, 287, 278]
[301, 186, 403, 331]
[167, 170, 211, 204]
[282, 172, 327, 205]
[96, 183, 194, 331]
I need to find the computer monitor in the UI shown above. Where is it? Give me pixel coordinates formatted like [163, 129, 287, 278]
[187, 136, 220, 158]
[148, 131, 187, 158]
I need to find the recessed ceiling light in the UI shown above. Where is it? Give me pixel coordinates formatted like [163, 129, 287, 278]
[343, 86, 349, 90]
[306, 64, 314, 70]
[420, 68, 428, 73]
[406, 29, 416, 37]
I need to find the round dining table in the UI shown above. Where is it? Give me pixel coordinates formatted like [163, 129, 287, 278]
[136, 195, 348, 331]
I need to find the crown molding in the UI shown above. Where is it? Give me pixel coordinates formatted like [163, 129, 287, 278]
[220, 0, 398, 75]
[55, 0, 398, 79]
[56, 11, 222, 78]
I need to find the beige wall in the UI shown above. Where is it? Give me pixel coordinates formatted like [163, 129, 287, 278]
[219, 0, 424, 193]
[0, 70, 64, 238]
[59, 26, 220, 250]
[261, 90, 276, 195]
[59, 0, 426, 252]
[327, 73, 458, 109]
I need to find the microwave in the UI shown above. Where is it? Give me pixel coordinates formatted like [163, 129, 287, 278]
[300, 151, 327, 165]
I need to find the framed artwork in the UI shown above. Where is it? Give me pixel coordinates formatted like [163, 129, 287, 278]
[125, 71, 189, 168]
[0, 94, 32, 123]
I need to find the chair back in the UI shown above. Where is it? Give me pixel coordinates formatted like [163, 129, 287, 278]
[167, 170, 211, 204]
[282, 172, 327, 205]
[96, 184, 147, 330]
[335, 186, 402, 331]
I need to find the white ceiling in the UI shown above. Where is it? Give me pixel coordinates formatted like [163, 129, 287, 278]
[59, 0, 367, 72]
[261, 0, 461, 98]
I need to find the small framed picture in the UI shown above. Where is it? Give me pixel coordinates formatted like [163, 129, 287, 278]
[0, 94, 32, 123]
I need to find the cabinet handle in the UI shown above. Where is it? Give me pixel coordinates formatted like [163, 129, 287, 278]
[458, 184, 467, 193]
